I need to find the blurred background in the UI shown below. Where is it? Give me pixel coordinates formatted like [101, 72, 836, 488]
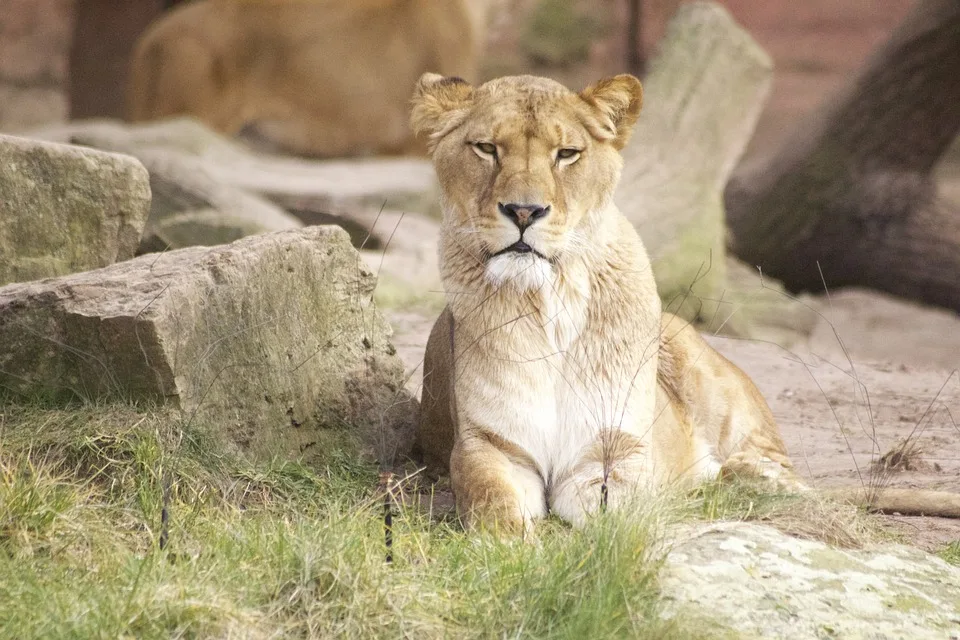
[0, 0, 926, 159]
[2, 0, 958, 357]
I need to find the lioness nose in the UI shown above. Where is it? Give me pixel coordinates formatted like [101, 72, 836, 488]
[498, 203, 551, 230]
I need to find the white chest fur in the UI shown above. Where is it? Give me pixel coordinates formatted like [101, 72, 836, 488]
[457, 261, 646, 487]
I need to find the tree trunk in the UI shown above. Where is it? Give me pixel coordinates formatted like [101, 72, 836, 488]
[726, 0, 960, 312]
[626, 0, 646, 76]
[68, 0, 182, 119]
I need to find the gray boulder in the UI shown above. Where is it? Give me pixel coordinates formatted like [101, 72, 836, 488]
[615, 3, 771, 325]
[130, 148, 303, 253]
[28, 117, 441, 227]
[662, 522, 960, 638]
[0, 226, 416, 464]
[0, 133, 150, 285]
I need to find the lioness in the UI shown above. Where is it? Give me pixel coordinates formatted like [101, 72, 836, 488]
[127, 0, 492, 157]
[413, 72, 960, 533]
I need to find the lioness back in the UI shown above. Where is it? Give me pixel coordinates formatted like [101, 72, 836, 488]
[127, 0, 488, 157]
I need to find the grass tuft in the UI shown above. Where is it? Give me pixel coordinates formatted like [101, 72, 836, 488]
[939, 541, 960, 566]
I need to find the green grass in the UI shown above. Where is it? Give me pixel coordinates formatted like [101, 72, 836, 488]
[939, 541, 960, 566]
[0, 402, 698, 639]
[0, 400, 886, 638]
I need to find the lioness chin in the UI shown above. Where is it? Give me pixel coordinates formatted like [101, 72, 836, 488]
[412, 72, 960, 535]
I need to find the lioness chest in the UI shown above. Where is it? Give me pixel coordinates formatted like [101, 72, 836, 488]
[455, 269, 654, 486]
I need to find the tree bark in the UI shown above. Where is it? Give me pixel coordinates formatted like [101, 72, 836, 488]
[68, 0, 183, 119]
[726, 0, 960, 312]
[626, 0, 646, 76]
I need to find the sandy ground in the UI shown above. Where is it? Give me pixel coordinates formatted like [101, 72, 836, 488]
[710, 330, 960, 550]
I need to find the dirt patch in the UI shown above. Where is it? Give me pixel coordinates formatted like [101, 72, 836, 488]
[705, 334, 959, 493]
[706, 333, 960, 548]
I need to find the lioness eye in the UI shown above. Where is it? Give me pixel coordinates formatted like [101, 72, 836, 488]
[557, 148, 581, 161]
[472, 142, 498, 158]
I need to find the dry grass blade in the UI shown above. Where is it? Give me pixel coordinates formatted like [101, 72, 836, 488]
[873, 438, 928, 474]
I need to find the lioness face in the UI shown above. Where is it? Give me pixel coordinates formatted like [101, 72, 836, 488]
[411, 74, 643, 291]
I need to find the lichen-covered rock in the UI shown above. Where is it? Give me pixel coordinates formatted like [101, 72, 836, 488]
[0, 226, 416, 465]
[661, 522, 960, 638]
[0, 133, 150, 285]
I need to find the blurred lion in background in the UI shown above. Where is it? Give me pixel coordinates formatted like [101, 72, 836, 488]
[127, 0, 494, 157]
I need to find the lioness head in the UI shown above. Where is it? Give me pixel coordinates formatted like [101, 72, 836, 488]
[411, 73, 643, 291]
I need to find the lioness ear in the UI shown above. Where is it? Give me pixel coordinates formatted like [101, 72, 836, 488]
[578, 74, 643, 150]
[410, 73, 475, 148]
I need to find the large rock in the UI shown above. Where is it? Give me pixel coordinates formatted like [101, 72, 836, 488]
[29, 118, 442, 219]
[0, 133, 151, 286]
[214, 152, 441, 220]
[25, 121, 304, 253]
[131, 148, 303, 253]
[662, 522, 960, 638]
[0, 226, 416, 465]
[615, 3, 772, 324]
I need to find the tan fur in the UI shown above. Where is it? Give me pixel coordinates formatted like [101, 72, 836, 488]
[413, 73, 960, 534]
[127, 0, 491, 157]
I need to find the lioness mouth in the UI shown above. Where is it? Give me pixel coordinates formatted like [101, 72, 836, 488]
[492, 241, 548, 261]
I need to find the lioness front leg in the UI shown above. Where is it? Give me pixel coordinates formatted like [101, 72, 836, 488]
[549, 431, 649, 527]
[720, 448, 809, 492]
[450, 431, 546, 536]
